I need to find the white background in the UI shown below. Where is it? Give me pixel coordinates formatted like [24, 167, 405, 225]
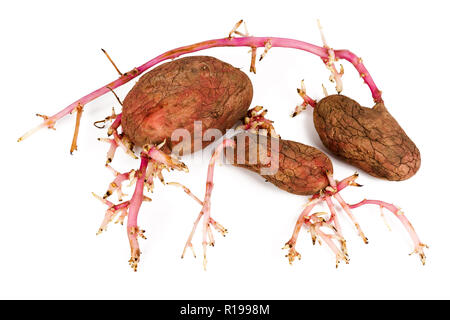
[1, 0, 449, 299]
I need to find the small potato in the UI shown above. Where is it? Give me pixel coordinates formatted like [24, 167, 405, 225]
[227, 132, 333, 195]
[121, 56, 253, 153]
[313, 95, 420, 181]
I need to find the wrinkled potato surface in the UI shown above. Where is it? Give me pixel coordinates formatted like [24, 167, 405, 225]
[313, 95, 420, 181]
[227, 132, 333, 195]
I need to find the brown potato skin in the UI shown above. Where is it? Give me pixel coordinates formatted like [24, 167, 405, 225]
[313, 94, 420, 181]
[121, 56, 253, 153]
[227, 132, 333, 195]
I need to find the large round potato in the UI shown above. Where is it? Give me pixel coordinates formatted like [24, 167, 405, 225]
[121, 56, 253, 154]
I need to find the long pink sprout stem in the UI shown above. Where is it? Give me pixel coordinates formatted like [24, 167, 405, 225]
[349, 199, 428, 265]
[18, 35, 382, 142]
[327, 172, 368, 244]
[127, 153, 149, 271]
[201, 139, 235, 269]
[181, 139, 235, 270]
[334, 192, 369, 244]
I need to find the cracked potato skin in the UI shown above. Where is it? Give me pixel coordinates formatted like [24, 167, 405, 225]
[121, 56, 253, 153]
[228, 132, 333, 195]
[313, 94, 420, 181]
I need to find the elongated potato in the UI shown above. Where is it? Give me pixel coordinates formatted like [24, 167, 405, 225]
[227, 132, 333, 195]
[121, 56, 253, 153]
